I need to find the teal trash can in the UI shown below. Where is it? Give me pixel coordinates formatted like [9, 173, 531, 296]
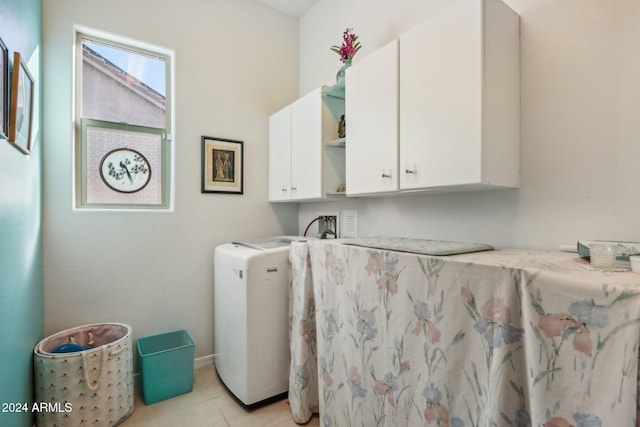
[137, 329, 195, 404]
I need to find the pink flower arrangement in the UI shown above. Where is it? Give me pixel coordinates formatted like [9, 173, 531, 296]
[331, 28, 362, 63]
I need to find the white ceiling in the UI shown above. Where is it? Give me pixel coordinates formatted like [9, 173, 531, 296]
[256, 0, 317, 17]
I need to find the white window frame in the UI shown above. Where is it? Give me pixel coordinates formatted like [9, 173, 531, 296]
[74, 26, 175, 211]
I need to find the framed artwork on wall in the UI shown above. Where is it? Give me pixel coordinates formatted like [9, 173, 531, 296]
[81, 119, 165, 207]
[201, 136, 244, 194]
[0, 36, 8, 140]
[8, 51, 34, 154]
[99, 148, 152, 194]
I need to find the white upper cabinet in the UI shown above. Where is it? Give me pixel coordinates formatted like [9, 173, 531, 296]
[268, 86, 344, 202]
[268, 105, 292, 201]
[345, 39, 399, 196]
[344, 0, 519, 197]
[399, 0, 520, 191]
[290, 89, 324, 200]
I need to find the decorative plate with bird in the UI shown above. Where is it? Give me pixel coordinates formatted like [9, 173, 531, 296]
[99, 148, 151, 193]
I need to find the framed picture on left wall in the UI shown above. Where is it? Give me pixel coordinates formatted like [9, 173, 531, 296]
[8, 51, 34, 154]
[201, 136, 244, 194]
[0, 36, 8, 140]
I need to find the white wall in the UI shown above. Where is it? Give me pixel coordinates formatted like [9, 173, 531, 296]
[298, 0, 640, 250]
[42, 0, 299, 358]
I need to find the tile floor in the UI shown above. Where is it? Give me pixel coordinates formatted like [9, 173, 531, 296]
[120, 364, 320, 427]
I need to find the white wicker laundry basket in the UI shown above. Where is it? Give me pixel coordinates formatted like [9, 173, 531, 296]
[33, 323, 134, 427]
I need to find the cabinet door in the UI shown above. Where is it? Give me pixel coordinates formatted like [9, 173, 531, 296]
[268, 106, 291, 201]
[400, 0, 482, 190]
[345, 39, 399, 196]
[290, 89, 323, 200]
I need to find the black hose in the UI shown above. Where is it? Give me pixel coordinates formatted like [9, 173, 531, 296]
[303, 216, 321, 237]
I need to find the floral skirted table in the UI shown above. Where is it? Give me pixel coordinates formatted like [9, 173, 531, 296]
[288, 239, 640, 427]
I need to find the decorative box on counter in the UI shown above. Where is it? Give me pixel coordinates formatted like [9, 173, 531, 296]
[577, 240, 640, 270]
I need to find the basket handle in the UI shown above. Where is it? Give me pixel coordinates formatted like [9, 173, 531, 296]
[81, 348, 107, 391]
[108, 343, 127, 356]
[81, 341, 128, 391]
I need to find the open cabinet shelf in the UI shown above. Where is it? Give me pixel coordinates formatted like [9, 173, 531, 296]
[322, 81, 345, 99]
[325, 137, 345, 148]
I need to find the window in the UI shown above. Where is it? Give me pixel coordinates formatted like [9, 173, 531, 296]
[75, 30, 173, 209]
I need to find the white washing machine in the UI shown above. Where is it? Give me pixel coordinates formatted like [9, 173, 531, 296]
[214, 236, 305, 406]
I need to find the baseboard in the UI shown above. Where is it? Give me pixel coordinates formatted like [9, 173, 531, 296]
[194, 354, 215, 369]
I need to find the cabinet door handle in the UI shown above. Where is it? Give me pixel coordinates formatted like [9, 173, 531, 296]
[405, 169, 416, 174]
[281, 186, 288, 193]
[381, 173, 391, 178]
[291, 186, 297, 191]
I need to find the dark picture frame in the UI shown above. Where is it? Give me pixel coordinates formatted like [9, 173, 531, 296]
[0, 36, 8, 139]
[201, 136, 244, 194]
[8, 51, 34, 154]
